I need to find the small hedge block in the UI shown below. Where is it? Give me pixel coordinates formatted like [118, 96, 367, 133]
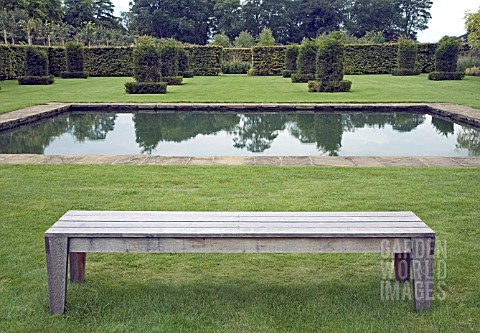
[181, 70, 194, 78]
[308, 80, 351, 92]
[222, 61, 250, 74]
[60, 71, 88, 78]
[18, 75, 54, 85]
[291, 73, 315, 83]
[428, 71, 465, 80]
[161, 76, 183, 85]
[391, 68, 421, 76]
[125, 82, 167, 94]
[282, 70, 292, 78]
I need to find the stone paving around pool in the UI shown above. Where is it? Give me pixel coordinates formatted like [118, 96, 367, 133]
[1, 154, 479, 168]
[1, 102, 479, 168]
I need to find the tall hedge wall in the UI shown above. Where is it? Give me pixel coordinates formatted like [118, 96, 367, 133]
[223, 48, 252, 63]
[0, 45, 25, 79]
[0, 43, 439, 79]
[85, 47, 134, 76]
[185, 46, 222, 76]
[252, 46, 286, 75]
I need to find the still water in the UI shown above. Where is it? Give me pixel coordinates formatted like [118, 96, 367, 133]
[0, 111, 479, 156]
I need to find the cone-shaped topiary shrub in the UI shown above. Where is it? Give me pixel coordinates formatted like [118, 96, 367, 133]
[18, 46, 54, 85]
[61, 42, 88, 78]
[428, 36, 465, 80]
[310, 32, 351, 92]
[125, 36, 166, 94]
[392, 37, 420, 76]
[292, 39, 316, 83]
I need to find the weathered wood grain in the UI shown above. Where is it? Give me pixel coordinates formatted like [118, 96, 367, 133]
[69, 237, 412, 254]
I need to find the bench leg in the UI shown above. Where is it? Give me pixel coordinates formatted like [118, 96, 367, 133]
[411, 237, 435, 311]
[45, 236, 69, 314]
[394, 252, 411, 282]
[70, 253, 86, 283]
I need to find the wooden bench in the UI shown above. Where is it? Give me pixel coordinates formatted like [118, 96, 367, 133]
[45, 211, 435, 314]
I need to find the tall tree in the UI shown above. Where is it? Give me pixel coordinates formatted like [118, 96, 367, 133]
[344, 0, 399, 40]
[213, 0, 242, 40]
[63, 0, 95, 28]
[297, 0, 345, 39]
[130, 0, 214, 44]
[25, 0, 63, 22]
[93, 0, 120, 29]
[395, 0, 432, 40]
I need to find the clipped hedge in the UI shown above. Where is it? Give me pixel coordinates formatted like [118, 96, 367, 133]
[222, 61, 250, 74]
[161, 76, 183, 85]
[85, 47, 133, 76]
[185, 46, 222, 76]
[294, 41, 317, 82]
[24, 46, 49, 76]
[124, 82, 167, 94]
[61, 42, 88, 78]
[0, 42, 440, 79]
[392, 38, 420, 76]
[252, 46, 286, 75]
[285, 44, 299, 72]
[313, 34, 351, 93]
[0, 45, 24, 80]
[223, 48, 252, 63]
[428, 36, 464, 81]
[160, 44, 179, 77]
[18, 75, 54, 85]
[47, 47, 66, 76]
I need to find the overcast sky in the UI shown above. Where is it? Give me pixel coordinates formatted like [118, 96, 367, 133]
[112, 0, 479, 43]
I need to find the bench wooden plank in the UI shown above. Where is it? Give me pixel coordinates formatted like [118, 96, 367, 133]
[46, 226, 435, 237]
[69, 237, 412, 253]
[52, 221, 428, 229]
[65, 210, 418, 217]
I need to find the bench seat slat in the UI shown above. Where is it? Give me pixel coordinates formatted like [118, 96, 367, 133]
[63, 211, 419, 219]
[46, 226, 435, 237]
[52, 221, 428, 229]
[59, 216, 421, 223]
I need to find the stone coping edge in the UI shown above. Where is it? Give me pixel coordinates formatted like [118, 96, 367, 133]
[0, 155, 479, 168]
[1, 102, 479, 131]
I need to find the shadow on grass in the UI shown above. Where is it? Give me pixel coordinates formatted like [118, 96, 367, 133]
[66, 277, 412, 331]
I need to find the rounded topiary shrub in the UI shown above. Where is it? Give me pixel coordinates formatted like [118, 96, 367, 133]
[428, 36, 465, 80]
[392, 37, 420, 76]
[61, 42, 88, 78]
[313, 33, 351, 92]
[293, 40, 317, 83]
[18, 46, 54, 85]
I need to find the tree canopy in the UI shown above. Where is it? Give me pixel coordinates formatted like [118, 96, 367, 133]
[0, 0, 435, 46]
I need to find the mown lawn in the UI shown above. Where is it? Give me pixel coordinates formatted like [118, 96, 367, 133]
[0, 74, 479, 114]
[0, 165, 478, 332]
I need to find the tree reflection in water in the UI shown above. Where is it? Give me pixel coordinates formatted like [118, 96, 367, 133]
[1, 111, 478, 156]
[456, 129, 480, 156]
[0, 113, 116, 154]
[229, 114, 287, 153]
[133, 113, 239, 154]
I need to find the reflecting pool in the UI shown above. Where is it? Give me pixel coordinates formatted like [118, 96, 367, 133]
[0, 111, 479, 156]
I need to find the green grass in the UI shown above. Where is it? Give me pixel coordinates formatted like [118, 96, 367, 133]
[0, 74, 479, 114]
[0, 165, 479, 332]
